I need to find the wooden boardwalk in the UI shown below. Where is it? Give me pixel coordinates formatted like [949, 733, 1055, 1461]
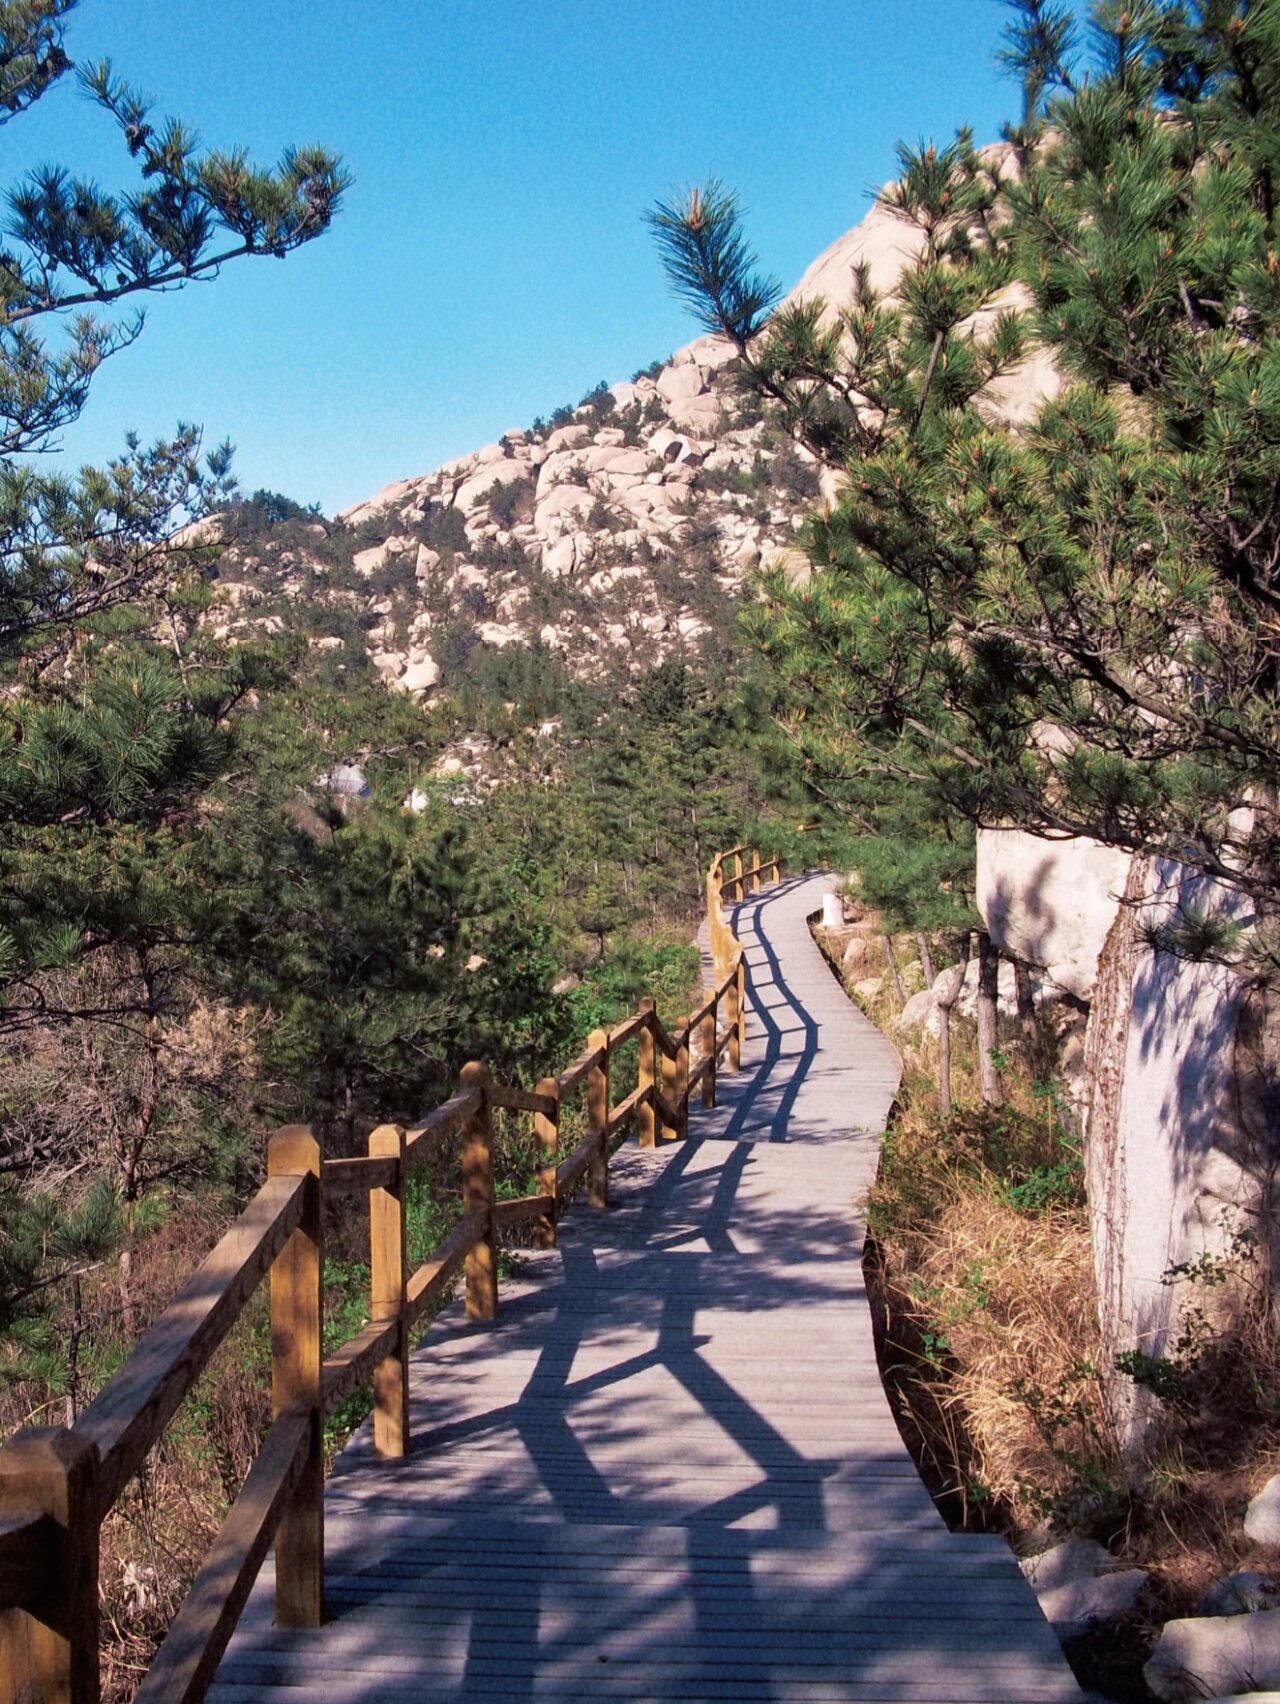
[209, 874, 1081, 1702]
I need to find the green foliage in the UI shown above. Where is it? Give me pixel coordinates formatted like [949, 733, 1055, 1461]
[652, 2, 1280, 967]
[647, 180, 782, 349]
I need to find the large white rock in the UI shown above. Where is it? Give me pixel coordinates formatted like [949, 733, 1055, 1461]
[1246, 1476, 1280, 1548]
[590, 448, 651, 478]
[399, 656, 441, 693]
[787, 144, 1060, 431]
[542, 536, 577, 578]
[1080, 855, 1259, 1446]
[352, 544, 389, 577]
[1145, 1608, 1280, 1702]
[545, 423, 590, 453]
[680, 333, 738, 371]
[667, 394, 724, 434]
[337, 476, 421, 525]
[452, 459, 532, 514]
[474, 621, 522, 648]
[656, 362, 706, 404]
[977, 828, 1132, 999]
[535, 484, 597, 533]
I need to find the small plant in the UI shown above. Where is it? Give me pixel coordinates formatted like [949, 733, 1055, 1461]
[1115, 1218, 1276, 1424]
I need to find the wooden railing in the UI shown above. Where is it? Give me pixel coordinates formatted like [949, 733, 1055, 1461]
[0, 844, 782, 1704]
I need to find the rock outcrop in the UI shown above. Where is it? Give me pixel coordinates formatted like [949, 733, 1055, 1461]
[978, 827, 1274, 1447]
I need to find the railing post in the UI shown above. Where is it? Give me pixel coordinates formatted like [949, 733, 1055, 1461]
[735, 950, 748, 1062]
[534, 1075, 559, 1247]
[0, 1430, 101, 1704]
[586, 1030, 609, 1209]
[750, 849, 762, 894]
[700, 997, 717, 1109]
[638, 999, 657, 1149]
[369, 1123, 409, 1459]
[660, 1025, 680, 1144]
[726, 953, 744, 1072]
[460, 1062, 498, 1320]
[675, 1022, 690, 1141]
[268, 1125, 324, 1630]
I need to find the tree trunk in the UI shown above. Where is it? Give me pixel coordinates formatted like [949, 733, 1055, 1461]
[976, 930, 1005, 1108]
[1013, 958, 1040, 1074]
[917, 932, 935, 988]
[65, 1271, 84, 1426]
[934, 935, 972, 1118]
[883, 935, 906, 1003]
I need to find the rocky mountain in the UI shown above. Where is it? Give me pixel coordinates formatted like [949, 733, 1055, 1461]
[207, 147, 1059, 715]
[207, 331, 827, 703]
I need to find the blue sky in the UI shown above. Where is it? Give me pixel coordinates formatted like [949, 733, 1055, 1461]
[23, 2, 1026, 515]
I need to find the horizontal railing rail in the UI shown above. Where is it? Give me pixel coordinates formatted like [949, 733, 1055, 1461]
[0, 843, 783, 1704]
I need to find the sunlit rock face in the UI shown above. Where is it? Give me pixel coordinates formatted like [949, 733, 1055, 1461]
[979, 828, 1272, 1448]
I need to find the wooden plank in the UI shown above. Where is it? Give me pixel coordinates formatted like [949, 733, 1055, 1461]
[403, 1087, 480, 1159]
[553, 1138, 595, 1197]
[604, 1080, 650, 1139]
[321, 1317, 401, 1418]
[321, 1155, 399, 1194]
[492, 1193, 554, 1228]
[652, 1086, 680, 1131]
[78, 1173, 307, 1512]
[404, 1206, 487, 1324]
[0, 1513, 56, 1614]
[554, 1044, 605, 1097]
[637, 999, 656, 1149]
[699, 1003, 717, 1109]
[585, 1031, 609, 1210]
[267, 1128, 323, 1631]
[660, 1034, 680, 1142]
[459, 1062, 497, 1321]
[648, 1011, 679, 1061]
[488, 1083, 557, 1116]
[532, 1076, 558, 1249]
[134, 1411, 310, 1704]
[368, 1124, 408, 1458]
[606, 1010, 648, 1049]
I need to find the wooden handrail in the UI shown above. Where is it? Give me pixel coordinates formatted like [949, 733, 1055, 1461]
[133, 1410, 312, 1704]
[323, 1154, 400, 1193]
[0, 838, 786, 1703]
[554, 1042, 606, 1097]
[490, 1082, 558, 1117]
[405, 1086, 481, 1155]
[79, 1171, 310, 1514]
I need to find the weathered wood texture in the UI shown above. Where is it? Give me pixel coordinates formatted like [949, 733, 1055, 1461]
[209, 874, 1080, 1703]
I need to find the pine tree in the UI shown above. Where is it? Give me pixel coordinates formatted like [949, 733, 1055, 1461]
[650, 0, 1280, 978]
[0, 2, 345, 1005]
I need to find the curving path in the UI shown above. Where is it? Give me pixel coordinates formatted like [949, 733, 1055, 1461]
[210, 874, 1081, 1702]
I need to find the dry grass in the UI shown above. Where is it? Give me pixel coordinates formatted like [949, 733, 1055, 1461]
[868, 1048, 1118, 1534]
